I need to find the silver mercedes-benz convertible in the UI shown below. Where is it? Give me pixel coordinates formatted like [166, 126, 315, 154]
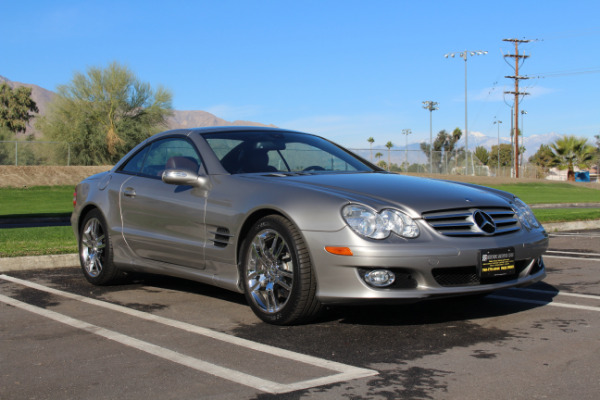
[72, 126, 548, 324]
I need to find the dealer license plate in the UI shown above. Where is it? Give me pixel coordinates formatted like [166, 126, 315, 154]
[479, 247, 516, 278]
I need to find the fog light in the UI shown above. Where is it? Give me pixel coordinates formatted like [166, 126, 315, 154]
[364, 269, 396, 287]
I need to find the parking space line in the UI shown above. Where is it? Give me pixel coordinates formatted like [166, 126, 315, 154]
[544, 254, 600, 262]
[0, 274, 377, 393]
[490, 295, 600, 312]
[512, 287, 600, 301]
[546, 250, 600, 257]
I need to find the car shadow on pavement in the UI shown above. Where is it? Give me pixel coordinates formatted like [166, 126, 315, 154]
[324, 281, 559, 327]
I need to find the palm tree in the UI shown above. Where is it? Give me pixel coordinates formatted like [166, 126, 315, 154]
[367, 137, 375, 161]
[385, 141, 393, 171]
[550, 135, 595, 181]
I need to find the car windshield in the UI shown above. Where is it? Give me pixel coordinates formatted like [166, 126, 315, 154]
[203, 131, 374, 174]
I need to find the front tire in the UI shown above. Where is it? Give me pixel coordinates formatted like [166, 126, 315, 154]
[79, 209, 121, 285]
[240, 215, 321, 325]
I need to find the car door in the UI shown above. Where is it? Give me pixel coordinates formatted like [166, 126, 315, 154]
[118, 137, 207, 269]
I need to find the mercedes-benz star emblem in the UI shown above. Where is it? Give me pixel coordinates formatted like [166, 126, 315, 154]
[473, 210, 496, 234]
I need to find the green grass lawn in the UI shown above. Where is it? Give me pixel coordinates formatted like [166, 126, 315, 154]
[488, 183, 600, 204]
[533, 208, 600, 223]
[0, 226, 77, 257]
[0, 185, 74, 217]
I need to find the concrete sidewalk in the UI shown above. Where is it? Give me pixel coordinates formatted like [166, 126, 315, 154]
[1, 220, 599, 273]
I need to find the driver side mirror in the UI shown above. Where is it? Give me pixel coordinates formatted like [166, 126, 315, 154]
[162, 169, 210, 189]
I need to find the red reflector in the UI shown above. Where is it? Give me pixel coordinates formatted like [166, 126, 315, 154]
[325, 246, 353, 256]
[73, 190, 77, 207]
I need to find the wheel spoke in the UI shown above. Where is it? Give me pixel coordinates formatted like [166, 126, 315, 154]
[269, 233, 282, 257]
[266, 288, 278, 312]
[276, 268, 293, 280]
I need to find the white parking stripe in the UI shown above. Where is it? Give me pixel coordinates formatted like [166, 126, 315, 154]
[0, 274, 377, 393]
[490, 295, 600, 312]
[546, 250, 600, 257]
[544, 255, 600, 262]
[512, 287, 600, 301]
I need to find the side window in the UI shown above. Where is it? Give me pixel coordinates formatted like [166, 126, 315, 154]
[120, 147, 149, 174]
[140, 138, 202, 178]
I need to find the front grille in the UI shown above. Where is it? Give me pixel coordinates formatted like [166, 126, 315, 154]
[422, 206, 520, 237]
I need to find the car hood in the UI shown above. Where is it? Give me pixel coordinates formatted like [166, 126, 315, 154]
[254, 172, 515, 216]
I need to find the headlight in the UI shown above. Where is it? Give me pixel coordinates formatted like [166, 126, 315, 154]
[512, 197, 540, 229]
[342, 204, 419, 239]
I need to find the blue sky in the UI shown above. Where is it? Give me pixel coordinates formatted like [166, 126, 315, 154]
[2, 0, 599, 150]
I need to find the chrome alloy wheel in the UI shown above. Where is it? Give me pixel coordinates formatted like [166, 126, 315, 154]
[246, 229, 294, 313]
[80, 217, 106, 278]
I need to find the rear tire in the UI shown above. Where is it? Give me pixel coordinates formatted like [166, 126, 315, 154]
[240, 215, 321, 325]
[79, 209, 121, 285]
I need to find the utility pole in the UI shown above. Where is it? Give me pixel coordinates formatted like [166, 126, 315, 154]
[503, 38, 530, 178]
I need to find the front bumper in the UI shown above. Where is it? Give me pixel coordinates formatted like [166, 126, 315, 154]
[304, 224, 549, 304]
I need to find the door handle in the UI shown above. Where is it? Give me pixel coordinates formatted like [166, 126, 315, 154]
[123, 188, 136, 198]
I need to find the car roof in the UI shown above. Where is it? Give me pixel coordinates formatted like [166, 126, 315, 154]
[170, 126, 307, 136]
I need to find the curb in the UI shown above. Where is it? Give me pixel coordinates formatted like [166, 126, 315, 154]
[1, 220, 599, 273]
[542, 219, 600, 232]
[0, 254, 78, 272]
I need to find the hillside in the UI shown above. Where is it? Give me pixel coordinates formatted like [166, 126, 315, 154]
[0, 76, 274, 138]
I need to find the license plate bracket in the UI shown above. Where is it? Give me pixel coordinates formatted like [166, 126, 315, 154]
[478, 247, 516, 278]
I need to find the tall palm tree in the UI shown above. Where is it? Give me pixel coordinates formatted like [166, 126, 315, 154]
[367, 137, 375, 161]
[385, 141, 393, 171]
[550, 135, 595, 181]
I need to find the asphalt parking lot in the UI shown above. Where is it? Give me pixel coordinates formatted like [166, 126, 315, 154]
[1, 230, 599, 400]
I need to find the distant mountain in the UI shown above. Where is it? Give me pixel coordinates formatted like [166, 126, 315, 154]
[0, 76, 274, 138]
[468, 131, 562, 158]
[167, 110, 275, 129]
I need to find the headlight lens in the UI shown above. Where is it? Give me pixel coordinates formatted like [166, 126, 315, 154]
[513, 197, 540, 229]
[342, 204, 419, 239]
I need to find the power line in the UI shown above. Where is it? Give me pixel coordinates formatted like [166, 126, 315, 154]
[528, 68, 600, 78]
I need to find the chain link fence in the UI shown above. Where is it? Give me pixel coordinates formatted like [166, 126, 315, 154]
[0, 141, 72, 166]
[350, 148, 544, 179]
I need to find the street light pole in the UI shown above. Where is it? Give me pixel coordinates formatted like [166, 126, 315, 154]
[520, 110, 527, 173]
[444, 50, 487, 175]
[422, 101, 438, 173]
[401, 129, 412, 170]
[494, 118, 502, 176]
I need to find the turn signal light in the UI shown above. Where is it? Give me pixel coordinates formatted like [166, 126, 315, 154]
[325, 246, 353, 256]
